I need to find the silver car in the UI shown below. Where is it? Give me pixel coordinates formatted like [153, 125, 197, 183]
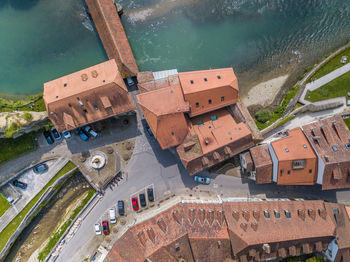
[94, 223, 102, 235]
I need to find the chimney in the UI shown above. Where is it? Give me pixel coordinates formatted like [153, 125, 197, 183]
[232, 210, 240, 221]
[216, 210, 224, 225]
[198, 208, 206, 225]
[207, 210, 214, 226]
[188, 208, 196, 224]
[81, 73, 88, 81]
[308, 209, 316, 220]
[251, 222, 258, 232]
[213, 151, 220, 160]
[157, 218, 168, 233]
[315, 241, 323, 252]
[297, 209, 306, 220]
[302, 243, 311, 254]
[242, 210, 250, 221]
[318, 208, 327, 220]
[253, 210, 260, 221]
[137, 231, 147, 246]
[204, 138, 210, 145]
[91, 70, 98, 78]
[262, 244, 271, 254]
[172, 210, 182, 225]
[289, 246, 296, 256]
[278, 248, 287, 258]
[146, 227, 156, 243]
[240, 223, 248, 231]
[201, 157, 209, 166]
[248, 249, 256, 257]
[224, 146, 232, 155]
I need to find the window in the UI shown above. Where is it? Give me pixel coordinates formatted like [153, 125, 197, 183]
[208, 99, 212, 104]
[175, 246, 180, 252]
[285, 148, 289, 152]
[171, 132, 174, 136]
[68, 103, 72, 107]
[211, 115, 217, 121]
[190, 80, 194, 84]
[309, 169, 312, 173]
[195, 102, 199, 108]
[197, 120, 204, 126]
[94, 105, 98, 110]
[204, 77, 207, 82]
[332, 145, 338, 152]
[264, 210, 270, 219]
[280, 169, 284, 174]
[64, 83, 67, 87]
[303, 144, 307, 148]
[77, 97, 80, 101]
[292, 160, 305, 169]
[285, 210, 291, 218]
[221, 96, 225, 102]
[346, 143, 350, 149]
[287, 170, 290, 175]
[83, 109, 88, 113]
[274, 210, 280, 219]
[217, 75, 221, 79]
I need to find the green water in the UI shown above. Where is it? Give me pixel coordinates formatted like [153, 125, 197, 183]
[0, 0, 106, 96]
[1, 0, 350, 96]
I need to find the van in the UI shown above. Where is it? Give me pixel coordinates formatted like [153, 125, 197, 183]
[109, 207, 117, 224]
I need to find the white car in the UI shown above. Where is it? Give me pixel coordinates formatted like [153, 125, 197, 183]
[94, 223, 102, 235]
[194, 176, 211, 185]
[62, 130, 72, 139]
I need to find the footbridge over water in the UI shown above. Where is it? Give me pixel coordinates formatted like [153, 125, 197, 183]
[86, 0, 139, 77]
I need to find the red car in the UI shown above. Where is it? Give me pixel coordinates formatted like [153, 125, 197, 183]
[102, 220, 110, 235]
[132, 197, 139, 211]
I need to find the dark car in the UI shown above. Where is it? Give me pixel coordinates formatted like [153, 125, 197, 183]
[51, 127, 61, 139]
[75, 128, 89, 141]
[33, 163, 48, 174]
[13, 179, 27, 189]
[144, 122, 153, 137]
[118, 200, 125, 216]
[43, 130, 54, 144]
[132, 197, 139, 211]
[147, 188, 154, 202]
[102, 220, 110, 235]
[139, 193, 146, 207]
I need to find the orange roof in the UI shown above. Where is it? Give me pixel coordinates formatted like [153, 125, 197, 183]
[178, 68, 238, 95]
[271, 128, 316, 161]
[136, 85, 189, 116]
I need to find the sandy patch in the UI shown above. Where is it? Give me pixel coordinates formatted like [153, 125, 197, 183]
[0, 111, 47, 132]
[241, 74, 289, 107]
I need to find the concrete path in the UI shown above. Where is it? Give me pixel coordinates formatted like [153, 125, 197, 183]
[299, 62, 350, 104]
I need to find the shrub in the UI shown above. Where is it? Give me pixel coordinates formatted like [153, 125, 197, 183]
[23, 112, 33, 121]
[255, 109, 272, 123]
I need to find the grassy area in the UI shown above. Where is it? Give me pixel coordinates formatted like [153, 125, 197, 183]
[344, 118, 350, 129]
[255, 85, 301, 130]
[306, 71, 350, 102]
[276, 115, 295, 128]
[0, 161, 77, 252]
[0, 93, 45, 113]
[309, 45, 350, 82]
[0, 193, 11, 217]
[281, 254, 326, 262]
[0, 132, 38, 165]
[38, 189, 95, 261]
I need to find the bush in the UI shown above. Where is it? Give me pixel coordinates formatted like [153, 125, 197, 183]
[5, 122, 22, 138]
[255, 109, 272, 123]
[23, 112, 32, 121]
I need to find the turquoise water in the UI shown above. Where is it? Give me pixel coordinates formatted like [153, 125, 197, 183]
[1, 0, 350, 96]
[0, 0, 106, 96]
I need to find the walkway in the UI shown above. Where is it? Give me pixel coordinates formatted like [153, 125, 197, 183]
[299, 60, 350, 105]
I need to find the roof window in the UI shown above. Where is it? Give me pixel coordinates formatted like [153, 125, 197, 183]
[303, 144, 307, 148]
[285, 210, 291, 218]
[345, 143, 350, 149]
[217, 75, 221, 79]
[68, 103, 72, 107]
[332, 145, 338, 152]
[171, 132, 175, 136]
[195, 102, 199, 108]
[221, 96, 225, 102]
[78, 101, 84, 106]
[285, 148, 289, 152]
[208, 99, 212, 104]
[274, 210, 280, 219]
[287, 170, 291, 175]
[309, 169, 312, 173]
[333, 207, 339, 215]
[197, 120, 204, 126]
[77, 97, 80, 101]
[190, 80, 194, 84]
[204, 77, 207, 82]
[94, 105, 98, 110]
[64, 83, 67, 87]
[83, 109, 88, 113]
[211, 115, 217, 121]
[264, 210, 270, 219]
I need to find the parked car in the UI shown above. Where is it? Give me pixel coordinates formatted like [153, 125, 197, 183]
[144, 122, 153, 136]
[126, 77, 134, 86]
[132, 197, 139, 211]
[84, 125, 98, 138]
[12, 179, 27, 189]
[139, 193, 146, 207]
[94, 223, 102, 235]
[147, 188, 154, 202]
[33, 163, 48, 174]
[75, 128, 89, 141]
[43, 130, 54, 144]
[194, 175, 211, 185]
[62, 130, 72, 139]
[109, 207, 117, 224]
[102, 220, 110, 235]
[51, 127, 61, 140]
[118, 200, 125, 216]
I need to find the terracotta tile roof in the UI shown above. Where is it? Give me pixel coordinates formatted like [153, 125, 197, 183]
[249, 145, 273, 184]
[44, 59, 135, 132]
[271, 128, 316, 161]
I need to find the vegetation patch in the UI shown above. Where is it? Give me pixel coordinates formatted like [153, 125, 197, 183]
[37, 189, 95, 261]
[0, 94, 45, 113]
[255, 85, 300, 130]
[276, 115, 295, 128]
[0, 193, 11, 217]
[344, 118, 350, 130]
[306, 71, 350, 102]
[309, 45, 350, 82]
[281, 253, 326, 261]
[0, 132, 38, 164]
[0, 161, 77, 252]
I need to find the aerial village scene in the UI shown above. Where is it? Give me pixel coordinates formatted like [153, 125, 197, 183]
[1, 0, 350, 262]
